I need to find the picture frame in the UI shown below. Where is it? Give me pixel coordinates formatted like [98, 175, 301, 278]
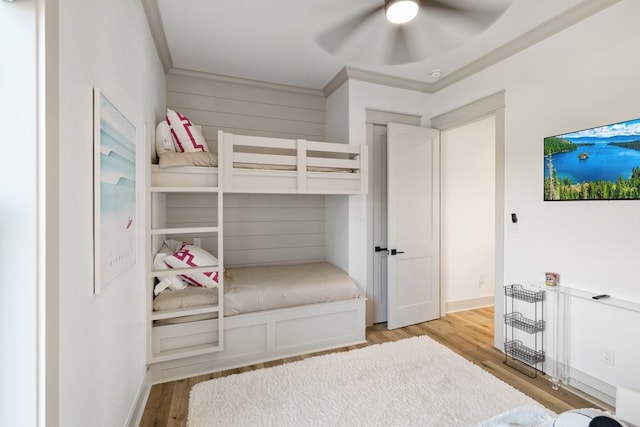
[544, 117, 640, 201]
[93, 87, 137, 294]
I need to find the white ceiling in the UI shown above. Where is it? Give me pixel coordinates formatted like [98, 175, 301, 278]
[147, 0, 616, 91]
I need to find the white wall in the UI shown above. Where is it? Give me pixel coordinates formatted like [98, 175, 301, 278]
[347, 80, 432, 141]
[441, 116, 495, 312]
[325, 83, 352, 275]
[432, 0, 640, 400]
[58, 0, 165, 425]
[325, 82, 350, 144]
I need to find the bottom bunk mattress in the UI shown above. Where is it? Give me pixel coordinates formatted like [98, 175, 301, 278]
[153, 262, 361, 324]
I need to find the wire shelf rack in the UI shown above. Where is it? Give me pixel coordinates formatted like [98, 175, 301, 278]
[504, 284, 545, 303]
[504, 312, 545, 334]
[504, 339, 545, 365]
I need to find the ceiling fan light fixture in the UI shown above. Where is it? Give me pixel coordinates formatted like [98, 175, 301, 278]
[385, 0, 419, 24]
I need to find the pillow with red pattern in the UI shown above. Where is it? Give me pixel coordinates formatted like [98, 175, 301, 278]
[165, 108, 208, 153]
[164, 242, 219, 288]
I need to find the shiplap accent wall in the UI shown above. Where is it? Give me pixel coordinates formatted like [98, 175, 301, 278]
[166, 69, 326, 150]
[164, 70, 329, 266]
[165, 194, 326, 267]
[224, 194, 326, 266]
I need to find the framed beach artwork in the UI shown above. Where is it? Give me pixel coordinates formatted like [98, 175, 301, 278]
[94, 87, 137, 294]
[544, 117, 640, 201]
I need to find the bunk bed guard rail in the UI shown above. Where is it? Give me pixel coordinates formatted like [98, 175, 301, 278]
[220, 131, 368, 194]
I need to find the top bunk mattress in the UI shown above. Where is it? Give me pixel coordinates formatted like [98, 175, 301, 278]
[153, 262, 361, 318]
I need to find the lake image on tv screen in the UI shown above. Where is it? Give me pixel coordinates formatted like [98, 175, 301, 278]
[544, 117, 640, 200]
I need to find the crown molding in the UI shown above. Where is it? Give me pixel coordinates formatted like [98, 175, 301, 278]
[322, 67, 350, 97]
[430, 0, 621, 92]
[168, 68, 325, 97]
[141, 0, 173, 74]
[324, 0, 619, 96]
[323, 66, 432, 97]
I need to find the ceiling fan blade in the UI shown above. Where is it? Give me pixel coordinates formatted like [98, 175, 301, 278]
[384, 26, 421, 65]
[419, 0, 508, 32]
[419, 0, 465, 13]
[315, 5, 384, 55]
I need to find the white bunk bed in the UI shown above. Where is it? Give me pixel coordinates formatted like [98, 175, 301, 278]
[149, 263, 366, 383]
[147, 130, 368, 384]
[151, 130, 368, 194]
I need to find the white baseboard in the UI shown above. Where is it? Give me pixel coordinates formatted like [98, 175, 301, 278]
[567, 368, 616, 407]
[126, 370, 151, 427]
[536, 355, 615, 409]
[446, 296, 494, 313]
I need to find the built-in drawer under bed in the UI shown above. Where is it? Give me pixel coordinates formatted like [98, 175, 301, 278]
[153, 262, 361, 325]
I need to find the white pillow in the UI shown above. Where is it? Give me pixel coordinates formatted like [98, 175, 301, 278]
[152, 242, 187, 295]
[154, 276, 188, 296]
[155, 121, 176, 157]
[164, 242, 219, 288]
[165, 108, 208, 153]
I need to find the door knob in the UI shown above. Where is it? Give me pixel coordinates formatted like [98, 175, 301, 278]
[390, 249, 404, 255]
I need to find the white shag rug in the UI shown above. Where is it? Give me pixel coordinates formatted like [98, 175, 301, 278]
[188, 336, 552, 427]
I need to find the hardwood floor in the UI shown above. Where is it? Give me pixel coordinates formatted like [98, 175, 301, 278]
[140, 307, 603, 426]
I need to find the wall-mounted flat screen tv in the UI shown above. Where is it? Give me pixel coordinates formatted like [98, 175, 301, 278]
[544, 117, 640, 201]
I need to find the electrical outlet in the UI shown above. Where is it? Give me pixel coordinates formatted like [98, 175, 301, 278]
[601, 347, 615, 366]
[478, 275, 485, 287]
[193, 238, 201, 247]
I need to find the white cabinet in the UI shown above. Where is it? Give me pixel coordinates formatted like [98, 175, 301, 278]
[146, 181, 224, 363]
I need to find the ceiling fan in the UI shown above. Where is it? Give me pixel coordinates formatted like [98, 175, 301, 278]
[315, 0, 512, 66]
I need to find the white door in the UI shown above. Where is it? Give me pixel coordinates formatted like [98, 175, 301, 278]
[386, 123, 440, 329]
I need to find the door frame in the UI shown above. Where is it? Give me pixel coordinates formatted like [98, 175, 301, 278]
[430, 91, 506, 348]
[365, 110, 422, 326]
[364, 92, 505, 333]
